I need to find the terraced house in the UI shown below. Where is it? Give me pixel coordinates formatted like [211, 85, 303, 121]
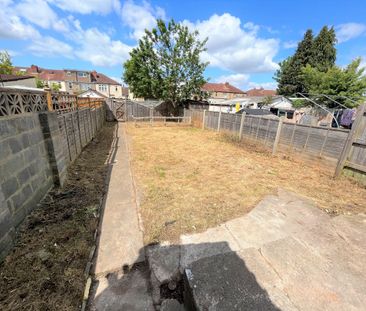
[14, 65, 124, 98]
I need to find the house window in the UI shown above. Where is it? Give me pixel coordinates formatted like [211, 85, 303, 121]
[115, 87, 118, 91]
[98, 84, 107, 92]
[77, 72, 88, 77]
[80, 83, 89, 91]
[67, 71, 71, 76]
[68, 82, 72, 89]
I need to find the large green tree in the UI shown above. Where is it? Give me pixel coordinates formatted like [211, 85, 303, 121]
[312, 26, 337, 72]
[301, 58, 366, 108]
[123, 19, 208, 106]
[275, 27, 337, 96]
[275, 30, 315, 95]
[0, 51, 13, 75]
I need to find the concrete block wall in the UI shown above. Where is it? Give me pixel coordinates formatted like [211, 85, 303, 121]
[0, 105, 106, 261]
[0, 114, 54, 261]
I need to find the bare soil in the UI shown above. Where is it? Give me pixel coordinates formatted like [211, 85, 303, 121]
[0, 122, 116, 311]
[126, 125, 366, 244]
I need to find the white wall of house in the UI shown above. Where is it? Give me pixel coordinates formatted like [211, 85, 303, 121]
[108, 84, 123, 98]
[95, 83, 109, 97]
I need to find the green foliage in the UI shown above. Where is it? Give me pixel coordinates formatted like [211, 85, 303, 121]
[312, 26, 337, 72]
[291, 99, 309, 108]
[36, 78, 44, 88]
[301, 58, 366, 108]
[0, 51, 13, 75]
[123, 19, 208, 106]
[263, 95, 273, 105]
[51, 82, 61, 92]
[275, 27, 336, 96]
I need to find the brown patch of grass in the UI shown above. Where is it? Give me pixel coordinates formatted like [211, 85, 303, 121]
[0, 123, 116, 311]
[126, 125, 366, 245]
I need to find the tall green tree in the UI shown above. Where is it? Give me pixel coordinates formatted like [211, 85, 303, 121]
[301, 58, 366, 108]
[123, 19, 208, 106]
[275, 30, 315, 95]
[275, 27, 337, 96]
[0, 51, 13, 75]
[312, 26, 337, 72]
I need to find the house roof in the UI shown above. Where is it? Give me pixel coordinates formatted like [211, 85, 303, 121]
[78, 89, 108, 98]
[246, 88, 277, 97]
[202, 82, 246, 94]
[14, 65, 121, 85]
[0, 74, 35, 82]
[91, 71, 120, 85]
[38, 69, 65, 81]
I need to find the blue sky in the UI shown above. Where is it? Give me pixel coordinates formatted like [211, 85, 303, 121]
[1, 0, 366, 90]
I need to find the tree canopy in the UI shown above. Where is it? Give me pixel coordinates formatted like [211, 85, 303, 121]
[123, 19, 208, 106]
[275, 26, 337, 96]
[0, 51, 13, 75]
[302, 58, 366, 108]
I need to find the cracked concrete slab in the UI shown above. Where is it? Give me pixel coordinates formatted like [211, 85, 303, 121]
[90, 264, 154, 311]
[179, 189, 366, 310]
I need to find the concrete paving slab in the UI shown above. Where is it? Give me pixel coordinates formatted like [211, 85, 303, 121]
[180, 189, 366, 310]
[94, 124, 144, 276]
[185, 251, 284, 311]
[331, 214, 366, 251]
[260, 236, 365, 311]
[147, 244, 181, 284]
[180, 225, 241, 267]
[90, 264, 154, 311]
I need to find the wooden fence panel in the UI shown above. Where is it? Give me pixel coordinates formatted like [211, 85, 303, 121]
[336, 104, 366, 174]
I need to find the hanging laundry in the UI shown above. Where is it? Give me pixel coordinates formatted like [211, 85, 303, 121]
[340, 109, 354, 127]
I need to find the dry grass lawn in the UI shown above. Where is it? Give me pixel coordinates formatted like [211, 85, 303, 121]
[126, 125, 366, 244]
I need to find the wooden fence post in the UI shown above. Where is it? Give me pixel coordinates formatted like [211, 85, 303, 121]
[202, 109, 206, 130]
[334, 104, 366, 177]
[272, 117, 284, 155]
[239, 112, 246, 140]
[217, 110, 222, 132]
[46, 89, 53, 111]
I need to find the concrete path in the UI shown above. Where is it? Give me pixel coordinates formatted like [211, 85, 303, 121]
[90, 123, 153, 310]
[147, 189, 366, 310]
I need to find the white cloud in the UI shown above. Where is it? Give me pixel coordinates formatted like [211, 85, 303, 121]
[74, 28, 132, 66]
[1, 49, 21, 57]
[17, 0, 57, 29]
[283, 41, 297, 49]
[336, 23, 366, 43]
[28, 36, 73, 57]
[111, 76, 123, 84]
[360, 57, 366, 76]
[183, 13, 279, 74]
[48, 0, 121, 15]
[214, 73, 249, 90]
[0, 1, 40, 39]
[248, 81, 277, 90]
[214, 73, 277, 91]
[121, 0, 166, 40]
